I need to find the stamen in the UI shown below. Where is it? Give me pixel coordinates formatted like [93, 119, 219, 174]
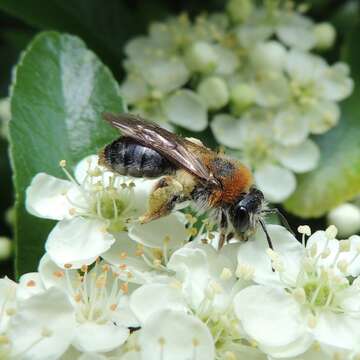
[325, 225, 338, 240]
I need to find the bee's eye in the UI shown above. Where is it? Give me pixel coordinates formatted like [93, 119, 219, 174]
[230, 205, 250, 234]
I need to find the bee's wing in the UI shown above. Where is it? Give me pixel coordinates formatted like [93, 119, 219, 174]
[103, 113, 216, 183]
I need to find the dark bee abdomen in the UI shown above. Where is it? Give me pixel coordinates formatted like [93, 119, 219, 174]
[102, 137, 176, 177]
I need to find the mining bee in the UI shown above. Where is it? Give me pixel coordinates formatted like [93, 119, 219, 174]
[99, 113, 291, 249]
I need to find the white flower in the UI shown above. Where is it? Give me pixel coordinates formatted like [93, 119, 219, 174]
[129, 237, 267, 359]
[137, 310, 215, 360]
[119, 3, 353, 204]
[234, 225, 360, 357]
[13, 255, 137, 355]
[283, 49, 353, 136]
[8, 287, 76, 360]
[237, 8, 316, 50]
[26, 155, 186, 268]
[211, 112, 319, 202]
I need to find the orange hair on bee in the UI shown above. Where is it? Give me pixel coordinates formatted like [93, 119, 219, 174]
[206, 157, 253, 206]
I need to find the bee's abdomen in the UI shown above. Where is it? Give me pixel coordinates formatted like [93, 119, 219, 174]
[101, 137, 176, 178]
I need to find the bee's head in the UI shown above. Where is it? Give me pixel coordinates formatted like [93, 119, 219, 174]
[229, 187, 265, 236]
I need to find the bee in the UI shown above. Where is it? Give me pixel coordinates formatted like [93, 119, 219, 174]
[99, 113, 291, 249]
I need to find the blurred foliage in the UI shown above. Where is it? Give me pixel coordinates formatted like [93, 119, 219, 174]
[0, 0, 359, 277]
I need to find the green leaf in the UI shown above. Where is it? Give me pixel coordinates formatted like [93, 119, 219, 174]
[9, 31, 124, 277]
[284, 23, 360, 218]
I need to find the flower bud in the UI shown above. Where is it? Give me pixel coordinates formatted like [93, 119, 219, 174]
[250, 41, 287, 72]
[230, 83, 256, 113]
[226, 0, 253, 23]
[314, 22, 336, 50]
[327, 203, 360, 238]
[185, 41, 218, 73]
[0, 237, 11, 261]
[197, 77, 229, 110]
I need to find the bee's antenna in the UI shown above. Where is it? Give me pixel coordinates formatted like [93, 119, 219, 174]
[259, 218, 275, 273]
[259, 218, 273, 250]
[262, 208, 294, 236]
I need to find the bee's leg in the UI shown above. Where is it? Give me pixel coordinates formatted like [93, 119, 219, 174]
[138, 176, 184, 224]
[218, 211, 228, 250]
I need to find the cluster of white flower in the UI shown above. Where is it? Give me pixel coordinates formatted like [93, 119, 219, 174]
[120, 0, 353, 202]
[2, 156, 360, 359]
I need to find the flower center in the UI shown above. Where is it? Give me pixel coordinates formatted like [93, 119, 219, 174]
[303, 281, 331, 307]
[290, 80, 317, 106]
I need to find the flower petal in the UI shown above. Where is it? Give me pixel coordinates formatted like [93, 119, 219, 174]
[312, 312, 360, 350]
[234, 285, 311, 357]
[210, 114, 243, 149]
[273, 108, 309, 146]
[277, 13, 315, 51]
[141, 59, 190, 93]
[237, 225, 305, 287]
[73, 321, 129, 353]
[254, 164, 296, 203]
[130, 283, 187, 324]
[8, 287, 75, 360]
[318, 63, 354, 101]
[102, 232, 167, 284]
[138, 310, 215, 360]
[276, 139, 320, 173]
[128, 212, 187, 249]
[306, 100, 340, 135]
[163, 90, 207, 131]
[253, 72, 289, 107]
[45, 217, 115, 268]
[26, 173, 73, 220]
[17, 272, 45, 301]
[0, 277, 17, 333]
